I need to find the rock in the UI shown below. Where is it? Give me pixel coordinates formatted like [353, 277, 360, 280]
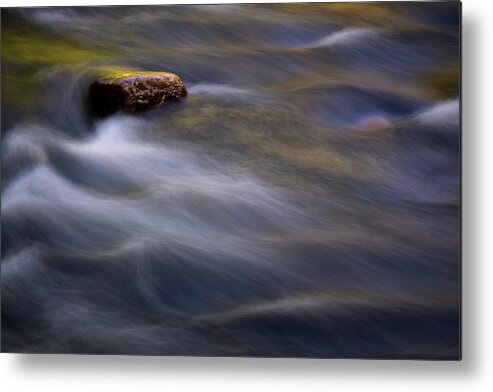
[88, 69, 187, 117]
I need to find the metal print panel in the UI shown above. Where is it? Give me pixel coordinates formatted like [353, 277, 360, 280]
[1, 2, 461, 358]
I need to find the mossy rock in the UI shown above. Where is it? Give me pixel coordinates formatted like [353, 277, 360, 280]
[88, 67, 187, 117]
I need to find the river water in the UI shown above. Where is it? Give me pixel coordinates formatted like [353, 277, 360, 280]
[1, 3, 460, 358]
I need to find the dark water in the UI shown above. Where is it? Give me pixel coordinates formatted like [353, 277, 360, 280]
[1, 3, 460, 358]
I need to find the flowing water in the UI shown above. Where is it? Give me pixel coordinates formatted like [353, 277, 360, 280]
[1, 3, 460, 358]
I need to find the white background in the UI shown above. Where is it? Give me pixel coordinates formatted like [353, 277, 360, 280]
[0, 0, 490, 391]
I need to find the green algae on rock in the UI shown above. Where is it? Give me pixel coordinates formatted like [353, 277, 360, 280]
[88, 68, 187, 117]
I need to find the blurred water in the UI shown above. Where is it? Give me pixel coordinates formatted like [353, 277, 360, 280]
[1, 3, 460, 358]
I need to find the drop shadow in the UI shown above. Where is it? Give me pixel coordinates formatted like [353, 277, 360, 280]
[460, 6, 480, 376]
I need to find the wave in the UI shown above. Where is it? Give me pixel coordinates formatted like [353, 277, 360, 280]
[2, 116, 306, 253]
[303, 28, 377, 48]
[188, 83, 258, 97]
[413, 99, 460, 128]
